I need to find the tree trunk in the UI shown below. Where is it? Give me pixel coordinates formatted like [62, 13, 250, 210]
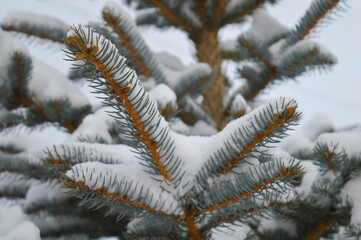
[195, 28, 226, 130]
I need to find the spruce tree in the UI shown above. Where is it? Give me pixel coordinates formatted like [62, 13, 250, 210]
[1, 0, 360, 239]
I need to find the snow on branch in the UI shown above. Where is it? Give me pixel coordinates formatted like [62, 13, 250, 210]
[136, 8, 173, 28]
[197, 97, 299, 183]
[102, 1, 167, 83]
[232, 39, 335, 102]
[126, 217, 181, 239]
[0, 151, 46, 179]
[5, 52, 32, 98]
[238, 34, 273, 68]
[31, 211, 127, 238]
[178, 95, 216, 127]
[233, 61, 278, 102]
[203, 200, 295, 231]
[66, 107, 116, 144]
[0, 221, 40, 240]
[0, 30, 91, 132]
[64, 25, 184, 184]
[220, 39, 246, 61]
[164, 63, 214, 100]
[0, 108, 32, 131]
[195, 158, 301, 215]
[277, 40, 336, 78]
[229, 94, 248, 119]
[0, 172, 36, 199]
[247, 9, 290, 45]
[64, 162, 183, 218]
[23, 179, 69, 214]
[1, 11, 68, 44]
[313, 129, 361, 175]
[148, 84, 178, 119]
[43, 142, 138, 175]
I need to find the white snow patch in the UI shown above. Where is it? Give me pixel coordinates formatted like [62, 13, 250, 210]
[103, 0, 136, 25]
[248, 8, 289, 43]
[341, 174, 361, 226]
[212, 223, 250, 240]
[160, 62, 212, 90]
[0, 221, 40, 240]
[28, 58, 89, 108]
[258, 215, 297, 237]
[0, 30, 29, 79]
[2, 11, 68, 33]
[269, 39, 286, 64]
[315, 127, 361, 158]
[0, 200, 27, 237]
[169, 119, 193, 135]
[0, 129, 53, 155]
[148, 84, 177, 109]
[24, 180, 68, 210]
[180, 2, 202, 29]
[190, 121, 218, 136]
[67, 107, 114, 143]
[296, 160, 320, 195]
[0, 32, 89, 110]
[171, 132, 215, 179]
[47, 142, 139, 165]
[154, 51, 184, 70]
[220, 39, 239, 53]
[283, 114, 334, 156]
[230, 94, 248, 112]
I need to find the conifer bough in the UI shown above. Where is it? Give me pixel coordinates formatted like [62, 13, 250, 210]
[0, 0, 359, 239]
[63, 25, 302, 239]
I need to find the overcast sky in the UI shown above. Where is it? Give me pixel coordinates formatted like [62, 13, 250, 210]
[1, 0, 360, 130]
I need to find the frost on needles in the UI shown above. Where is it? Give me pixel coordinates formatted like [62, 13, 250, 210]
[1, 0, 360, 239]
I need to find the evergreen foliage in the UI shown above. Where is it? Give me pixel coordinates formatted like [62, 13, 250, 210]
[0, 0, 359, 239]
